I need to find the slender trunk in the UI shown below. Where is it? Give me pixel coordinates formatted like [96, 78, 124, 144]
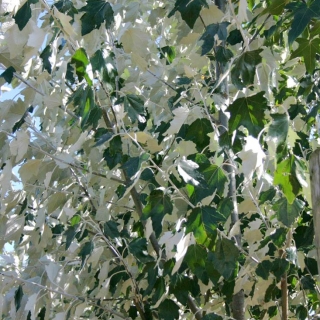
[214, 0, 244, 319]
[310, 149, 320, 281]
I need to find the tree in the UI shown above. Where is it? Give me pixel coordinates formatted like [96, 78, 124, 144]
[0, 0, 319, 319]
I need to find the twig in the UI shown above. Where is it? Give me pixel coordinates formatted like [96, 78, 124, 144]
[0, 272, 130, 319]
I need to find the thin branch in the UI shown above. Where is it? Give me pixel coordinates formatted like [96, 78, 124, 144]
[0, 272, 130, 320]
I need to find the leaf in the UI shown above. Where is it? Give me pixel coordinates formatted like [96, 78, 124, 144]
[168, 0, 209, 29]
[123, 94, 145, 123]
[227, 92, 269, 137]
[256, 260, 273, 280]
[128, 238, 154, 263]
[268, 113, 289, 154]
[262, 0, 289, 15]
[0, 66, 15, 83]
[209, 237, 239, 280]
[103, 136, 123, 169]
[158, 299, 180, 320]
[273, 155, 302, 204]
[203, 314, 223, 320]
[159, 46, 176, 64]
[13, 0, 38, 31]
[93, 132, 113, 147]
[71, 48, 92, 86]
[177, 158, 204, 186]
[47, 192, 67, 213]
[169, 275, 200, 305]
[68, 86, 95, 129]
[80, 0, 114, 35]
[120, 28, 150, 57]
[231, 49, 262, 89]
[290, 38, 320, 74]
[152, 277, 166, 304]
[64, 226, 77, 250]
[79, 241, 94, 269]
[200, 22, 229, 55]
[186, 206, 224, 247]
[40, 45, 52, 74]
[90, 49, 117, 87]
[103, 221, 120, 239]
[259, 188, 276, 204]
[121, 153, 150, 178]
[10, 131, 29, 162]
[273, 198, 304, 227]
[14, 285, 23, 311]
[258, 227, 287, 249]
[184, 244, 207, 272]
[180, 118, 212, 151]
[288, 0, 320, 45]
[142, 190, 173, 237]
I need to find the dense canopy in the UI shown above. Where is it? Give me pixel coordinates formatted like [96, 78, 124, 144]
[0, 0, 320, 319]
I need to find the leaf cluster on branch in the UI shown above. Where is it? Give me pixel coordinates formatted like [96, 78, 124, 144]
[0, 0, 320, 319]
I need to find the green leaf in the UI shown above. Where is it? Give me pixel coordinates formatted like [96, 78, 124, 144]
[273, 155, 302, 204]
[142, 190, 173, 237]
[103, 136, 123, 169]
[290, 38, 320, 74]
[40, 45, 52, 74]
[271, 258, 290, 280]
[152, 277, 166, 304]
[268, 113, 289, 155]
[123, 94, 145, 123]
[121, 153, 150, 178]
[200, 22, 229, 55]
[273, 198, 304, 227]
[262, 0, 289, 15]
[288, 0, 320, 45]
[184, 244, 207, 272]
[94, 132, 113, 147]
[90, 50, 117, 87]
[64, 226, 77, 250]
[128, 238, 154, 263]
[1, 66, 16, 83]
[68, 86, 95, 129]
[168, 0, 208, 29]
[259, 188, 276, 204]
[209, 238, 239, 280]
[159, 46, 176, 64]
[79, 241, 94, 269]
[169, 275, 200, 304]
[227, 29, 243, 45]
[14, 0, 38, 31]
[71, 48, 92, 86]
[201, 164, 228, 196]
[227, 92, 269, 137]
[296, 305, 308, 320]
[14, 285, 23, 311]
[80, 0, 114, 35]
[178, 118, 212, 151]
[55, 0, 78, 17]
[186, 206, 224, 246]
[203, 314, 223, 320]
[158, 299, 180, 320]
[103, 221, 120, 239]
[231, 49, 262, 89]
[256, 260, 272, 280]
[258, 227, 287, 249]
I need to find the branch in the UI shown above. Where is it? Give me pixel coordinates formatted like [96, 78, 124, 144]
[0, 272, 130, 320]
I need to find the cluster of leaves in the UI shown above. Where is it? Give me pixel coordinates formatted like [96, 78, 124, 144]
[0, 0, 320, 319]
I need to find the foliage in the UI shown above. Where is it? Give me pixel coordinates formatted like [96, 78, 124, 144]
[0, 0, 319, 319]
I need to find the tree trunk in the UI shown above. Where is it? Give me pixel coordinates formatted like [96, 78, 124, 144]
[214, 0, 245, 319]
[309, 149, 320, 279]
